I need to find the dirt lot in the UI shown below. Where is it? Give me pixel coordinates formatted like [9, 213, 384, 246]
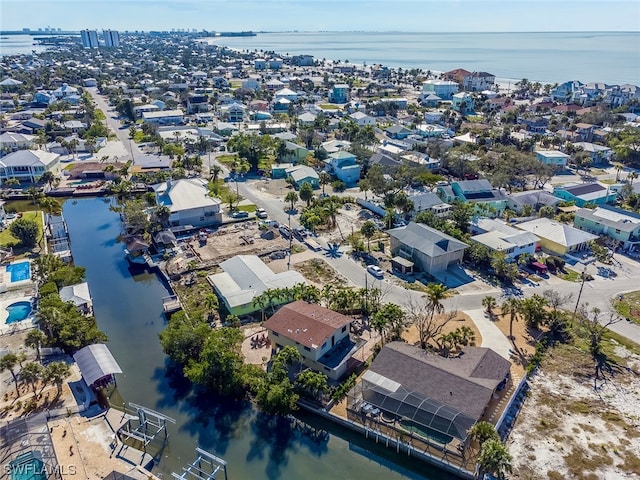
[187, 222, 289, 264]
[401, 311, 483, 348]
[509, 340, 640, 480]
[492, 307, 545, 372]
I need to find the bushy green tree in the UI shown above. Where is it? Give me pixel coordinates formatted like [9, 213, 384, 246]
[10, 217, 39, 248]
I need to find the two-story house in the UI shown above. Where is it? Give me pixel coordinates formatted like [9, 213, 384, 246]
[0, 149, 61, 184]
[573, 206, 640, 252]
[328, 84, 349, 104]
[437, 179, 507, 216]
[470, 219, 539, 261]
[462, 71, 496, 91]
[536, 150, 570, 170]
[325, 151, 361, 185]
[264, 301, 360, 380]
[421, 80, 459, 100]
[553, 182, 617, 207]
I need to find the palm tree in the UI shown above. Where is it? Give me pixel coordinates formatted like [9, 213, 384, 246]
[210, 165, 222, 183]
[360, 220, 377, 253]
[0, 353, 21, 397]
[468, 421, 499, 448]
[20, 362, 43, 397]
[501, 297, 521, 341]
[25, 329, 47, 363]
[477, 439, 512, 480]
[43, 361, 70, 398]
[482, 295, 497, 317]
[319, 172, 331, 196]
[40, 171, 55, 188]
[383, 208, 395, 230]
[285, 191, 298, 211]
[425, 283, 452, 320]
[323, 201, 339, 229]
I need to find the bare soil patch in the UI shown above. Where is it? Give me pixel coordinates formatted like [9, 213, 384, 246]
[401, 311, 482, 348]
[509, 342, 640, 480]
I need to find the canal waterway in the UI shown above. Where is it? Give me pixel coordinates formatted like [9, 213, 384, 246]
[63, 197, 452, 480]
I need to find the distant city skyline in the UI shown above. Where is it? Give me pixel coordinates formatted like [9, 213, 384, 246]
[2, 0, 639, 33]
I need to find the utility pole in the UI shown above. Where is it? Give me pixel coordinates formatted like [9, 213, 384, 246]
[573, 266, 588, 319]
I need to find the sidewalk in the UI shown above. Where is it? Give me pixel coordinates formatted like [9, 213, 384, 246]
[465, 308, 513, 360]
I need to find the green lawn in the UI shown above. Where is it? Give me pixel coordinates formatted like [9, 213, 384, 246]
[560, 268, 581, 282]
[132, 130, 145, 143]
[0, 211, 45, 254]
[318, 104, 342, 110]
[614, 291, 640, 325]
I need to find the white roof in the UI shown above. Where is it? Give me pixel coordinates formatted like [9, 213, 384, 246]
[153, 178, 221, 213]
[537, 150, 570, 158]
[0, 78, 23, 86]
[471, 230, 539, 251]
[73, 344, 122, 386]
[209, 255, 305, 309]
[275, 88, 297, 96]
[59, 282, 92, 306]
[516, 218, 598, 248]
[0, 149, 60, 168]
[572, 142, 612, 153]
[142, 109, 184, 119]
[0, 132, 35, 144]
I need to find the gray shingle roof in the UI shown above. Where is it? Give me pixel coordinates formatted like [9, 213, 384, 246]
[387, 222, 468, 256]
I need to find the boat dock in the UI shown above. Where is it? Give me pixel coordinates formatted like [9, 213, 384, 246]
[45, 213, 72, 262]
[162, 295, 182, 313]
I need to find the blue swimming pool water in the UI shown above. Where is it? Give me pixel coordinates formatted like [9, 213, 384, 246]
[6, 301, 32, 324]
[9, 453, 47, 480]
[6, 261, 31, 283]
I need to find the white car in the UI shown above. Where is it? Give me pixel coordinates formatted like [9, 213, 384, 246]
[367, 265, 384, 278]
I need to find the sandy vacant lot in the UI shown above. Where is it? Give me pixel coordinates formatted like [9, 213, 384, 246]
[509, 341, 640, 480]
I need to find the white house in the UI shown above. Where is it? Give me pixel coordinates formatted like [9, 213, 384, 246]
[0, 149, 61, 184]
[142, 109, 185, 125]
[153, 178, 222, 228]
[349, 111, 376, 126]
[274, 88, 298, 102]
[59, 282, 93, 314]
[470, 219, 539, 260]
[52, 84, 78, 99]
[0, 132, 35, 155]
[462, 72, 496, 92]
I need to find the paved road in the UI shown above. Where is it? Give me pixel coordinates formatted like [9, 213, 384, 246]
[86, 88, 143, 163]
[220, 158, 640, 346]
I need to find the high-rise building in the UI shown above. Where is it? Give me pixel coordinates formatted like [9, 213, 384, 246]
[80, 29, 99, 48]
[103, 30, 120, 48]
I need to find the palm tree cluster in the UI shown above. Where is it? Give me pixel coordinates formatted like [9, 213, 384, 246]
[252, 282, 383, 322]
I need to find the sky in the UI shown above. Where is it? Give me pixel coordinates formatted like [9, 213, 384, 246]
[1, 0, 639, 32]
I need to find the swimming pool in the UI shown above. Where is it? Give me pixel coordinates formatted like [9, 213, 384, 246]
[6, 261, 31, 283]
[9, 452, 48, 480]
[6, 301, 32, 324]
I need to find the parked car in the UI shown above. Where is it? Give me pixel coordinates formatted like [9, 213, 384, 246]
[256, 208, 268, 219]
[293, 226, 308, 241]
[279, 225, 291, 239]
[366, 265, 384, 278]
[231, 211, 249, 219]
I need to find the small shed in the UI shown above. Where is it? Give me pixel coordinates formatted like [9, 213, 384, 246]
[391, 256, 414, 274]
[73, 344, 122, 388]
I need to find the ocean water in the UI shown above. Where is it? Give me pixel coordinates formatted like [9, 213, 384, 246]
[211, 31, 640, 85]
[0, 34, 48, 56]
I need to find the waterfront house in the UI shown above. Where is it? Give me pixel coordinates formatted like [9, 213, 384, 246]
[388, 222, 468, 274]
[505, 190, 561, 214]
[536, 150, 570, 170]
[550, 80, 583, 102]
[553, 182, 617, 207]
[328, 84, 349, 104]
[0, 149, 61, 184]
[442, 68, 472, 84]
[573, 206, 640, 252]
[264, 301, 360, 380]
[469, 220, 539, 261]
[153, 178, 222, 228]
[325, 151, 361, 186]
[59, 282, 93, 315]
[348, 342, 510, 442]
[462, 71, 496, 92]
[437, 179, 507, 216]
[208, 255, 305, 317]
[421, 80, 459, 101]
[515, 218, 598, 255]
[142, 109, 185, 125]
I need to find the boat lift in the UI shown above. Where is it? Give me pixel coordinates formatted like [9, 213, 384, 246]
[172, 448, 228, 480]
[118, 402, 176, 452]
